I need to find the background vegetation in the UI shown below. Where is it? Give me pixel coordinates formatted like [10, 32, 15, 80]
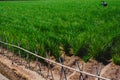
[0, 0, 120, 64]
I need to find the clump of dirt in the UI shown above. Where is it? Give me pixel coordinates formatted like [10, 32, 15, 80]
[100, 63, 120, 80]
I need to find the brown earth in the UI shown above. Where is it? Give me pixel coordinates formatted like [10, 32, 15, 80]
[0, 48, 120, 80]
[0, 49, 45, 80]
[0, 60, 26, 80]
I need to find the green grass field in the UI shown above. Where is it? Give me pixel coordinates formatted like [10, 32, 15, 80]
[0, 0, 120, 64]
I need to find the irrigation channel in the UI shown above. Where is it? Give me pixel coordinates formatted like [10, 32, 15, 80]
[0, 37, 110, 80]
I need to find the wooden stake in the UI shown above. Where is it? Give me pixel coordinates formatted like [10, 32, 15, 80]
[59, 57, 67, 80]
[76, 61, 84, 80]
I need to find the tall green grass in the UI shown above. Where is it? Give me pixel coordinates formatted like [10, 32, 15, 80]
[0, 0, 120, 64]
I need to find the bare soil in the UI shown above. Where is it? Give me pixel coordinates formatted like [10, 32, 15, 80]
[0, 48, 120, 80]
[0, 49, 45, 80]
